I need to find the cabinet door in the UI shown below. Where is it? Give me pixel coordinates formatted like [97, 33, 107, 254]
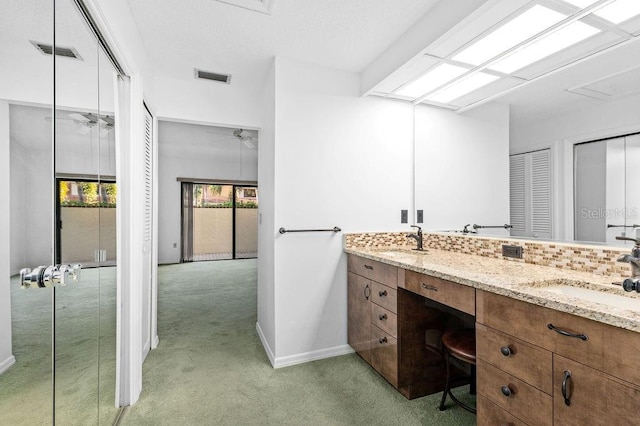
[348, 272, 371, 363]
[554, 355, 640, 426]
[371, 326, 398, 388]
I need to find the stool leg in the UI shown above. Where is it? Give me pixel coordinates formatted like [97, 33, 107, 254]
[470, 365, 476, 396]
[439, 354, 451, 411]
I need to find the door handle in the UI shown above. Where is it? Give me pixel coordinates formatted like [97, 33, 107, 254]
[20, 264, 81, 289]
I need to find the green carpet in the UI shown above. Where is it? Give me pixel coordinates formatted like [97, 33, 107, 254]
[119, 260, 476, 426]
[0, 267, 119, 426]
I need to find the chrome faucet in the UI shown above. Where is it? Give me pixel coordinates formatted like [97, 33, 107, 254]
[407, 225, 424, 251]
[615, 236, 640, 292]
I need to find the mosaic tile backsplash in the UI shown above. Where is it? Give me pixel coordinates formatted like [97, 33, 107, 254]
[344, 231, 630, 280]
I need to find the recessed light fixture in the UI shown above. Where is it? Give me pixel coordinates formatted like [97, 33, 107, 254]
[594, 0, 640, 24]
[563, 0, 640, 24]
[452, 5, 566, 66]
[562, 0, 600, 8]
[395, 63, 468, 98]
[490, 20, 600, 73]
[426, 72, 499, 103]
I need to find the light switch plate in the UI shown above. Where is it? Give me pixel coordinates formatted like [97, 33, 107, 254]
[417, 210, 423, 223]
[401, 210, 408, 224]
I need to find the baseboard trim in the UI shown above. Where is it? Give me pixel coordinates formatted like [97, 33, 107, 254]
[255, 322, 275, 367]
[274, 344, 354, 369]
[152, 335, 159, 350]
[0, 355, 16, 374]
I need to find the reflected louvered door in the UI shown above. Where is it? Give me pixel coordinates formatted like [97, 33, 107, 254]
[510, 155, 526, 235]
[530, 150, 551, 239]
[142, 105, 153, 358]
[509, 149, 551, 239]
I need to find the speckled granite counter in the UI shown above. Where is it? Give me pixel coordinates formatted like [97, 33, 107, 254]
[345, 246, 640, 333]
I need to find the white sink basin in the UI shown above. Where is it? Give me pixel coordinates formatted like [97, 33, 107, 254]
[530, 280, 640, 313]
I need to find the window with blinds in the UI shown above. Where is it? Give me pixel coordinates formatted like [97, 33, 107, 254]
[510, 149, 552, 239]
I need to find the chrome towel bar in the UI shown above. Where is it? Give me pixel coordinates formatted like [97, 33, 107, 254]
[279, 226, 341, 234]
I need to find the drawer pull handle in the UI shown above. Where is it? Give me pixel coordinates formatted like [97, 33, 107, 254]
[379, 337, 387, 344]
[500, 346, 512, 357]
[547, 323, 588, 341]
[379, 314, 387, 321]
[364, 285, 370, 300]
[500, 385, 513, 397]
[379, 290, 387, 297]
[421, 283, 438, 291]
[364, 265, 374, 270]
[562, 370, 572, 406]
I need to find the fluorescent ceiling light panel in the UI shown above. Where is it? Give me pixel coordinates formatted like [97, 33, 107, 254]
[427, 73, 499, 103]
[395, 64, 468, 98]
[562, 0, 599, 8]
[452, 5, 566, 66]
[489, 21, 600, 73]
[595, 0, 640, 24]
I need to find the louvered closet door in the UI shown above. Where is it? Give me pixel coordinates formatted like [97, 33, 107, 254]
[141, 105, 153, 358]
[510, 149, 552, 239]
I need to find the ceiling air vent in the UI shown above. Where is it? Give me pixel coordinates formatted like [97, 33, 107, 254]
[195, 69, 231, 84]
[30, 41, 82, 60]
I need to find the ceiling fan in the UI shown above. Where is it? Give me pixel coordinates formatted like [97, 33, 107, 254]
[207, 128, 258, 149]
[46, 112, 115, 136]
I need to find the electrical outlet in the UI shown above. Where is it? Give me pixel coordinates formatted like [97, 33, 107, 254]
[417, 210, 423, 223]
[173, 243, 177, 248]
[502, 244, 523, 259]
[401, 210, 408, 224]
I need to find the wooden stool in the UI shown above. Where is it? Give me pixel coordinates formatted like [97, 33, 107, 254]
[439, 328, 476, 413]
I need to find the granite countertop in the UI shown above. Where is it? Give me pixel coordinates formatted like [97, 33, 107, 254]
[345, 246, 640, 333]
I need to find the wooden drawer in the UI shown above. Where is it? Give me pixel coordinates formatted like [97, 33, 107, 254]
[404, 270, 475, 315]
[371, 281, 397, 314]
[478, 395, 528, 426]
[371, 325, 398, 388]
[476, 323, 552, 394]
[476, 290, 640, 385]
[553, 355, 640, 426]
[347, 255, 397, 288]
[371, 304, 397, 338]
[477, 359, 552, 426]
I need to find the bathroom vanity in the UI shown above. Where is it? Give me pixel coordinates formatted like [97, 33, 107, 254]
[345, 232, 640, 425]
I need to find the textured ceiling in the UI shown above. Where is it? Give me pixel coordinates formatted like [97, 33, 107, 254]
[127, 0, 440, 85]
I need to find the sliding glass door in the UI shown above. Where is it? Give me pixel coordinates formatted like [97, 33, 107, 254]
[182, 183, 258, 262]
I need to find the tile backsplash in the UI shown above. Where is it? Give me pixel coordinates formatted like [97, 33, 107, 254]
[344, 231, 630, 279]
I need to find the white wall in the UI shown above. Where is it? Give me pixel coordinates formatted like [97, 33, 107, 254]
[268, 57, 414, 365]
[154, 76, 262, 130]
[256, 59, 276, 362]
[0, 101, 15, 373]
[157, 121, 258, 264]
[415, 102, 511, 235]
[10, 107, 54, 274]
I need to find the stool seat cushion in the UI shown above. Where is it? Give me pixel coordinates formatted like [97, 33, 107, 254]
[442, 328, 476, 365]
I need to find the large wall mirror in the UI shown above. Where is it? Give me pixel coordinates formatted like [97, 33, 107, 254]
[414, 23, 640, 247]
[1, 0, 120, 424]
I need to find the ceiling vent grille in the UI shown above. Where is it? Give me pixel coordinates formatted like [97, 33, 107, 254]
[195, 69, 231, 84]
[30, 41, 82, 60]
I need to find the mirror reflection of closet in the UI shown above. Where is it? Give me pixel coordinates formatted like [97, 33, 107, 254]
[0, 0, 119, 424]
[574, 133, 640, 244]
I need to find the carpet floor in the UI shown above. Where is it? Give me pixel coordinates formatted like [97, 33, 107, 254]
[0, 267, 119, 426]
[119, 260, 476, 426]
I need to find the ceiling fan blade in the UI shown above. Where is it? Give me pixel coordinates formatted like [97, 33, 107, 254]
[98, 116, 115, 126]
[68, 112, 91, 122]
[77, 125, 92, 135]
